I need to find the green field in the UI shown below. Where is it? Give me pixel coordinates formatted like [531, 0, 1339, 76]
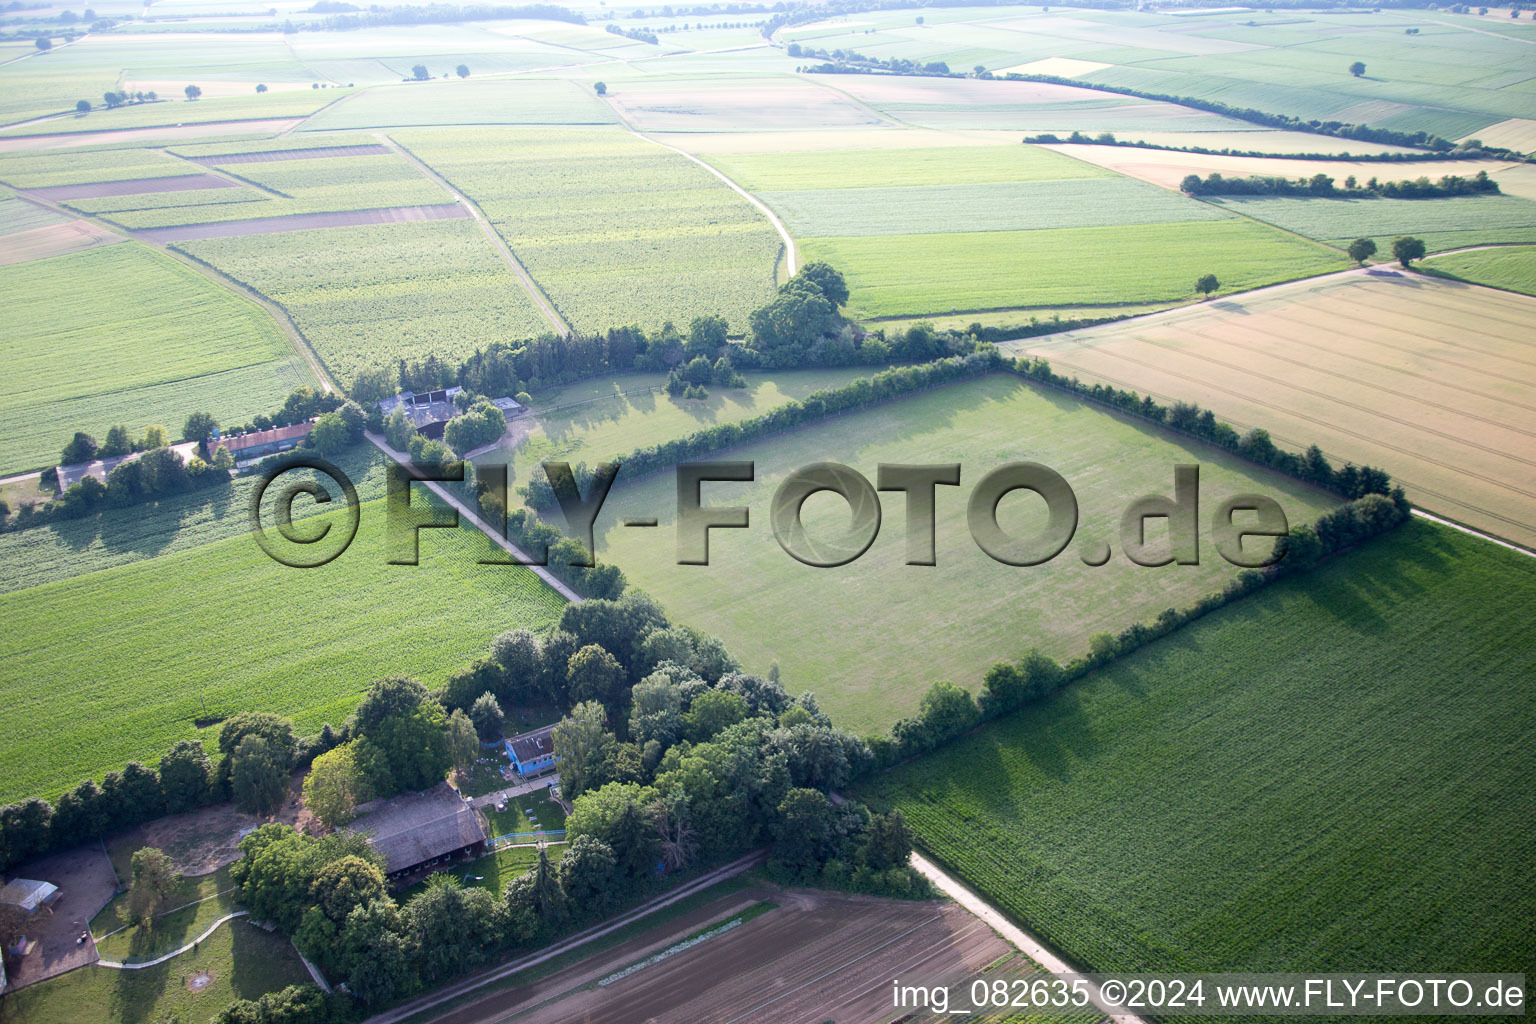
[0, 192, 70, 232]
[92, 866, 237, 965]
[175, 219, 554, 384]
[593, 372, 1340, 733]
[301, 79, 616, 131]
[761, 177, 1229, 237]
[0, 491, 566, 804]
[490, 368, 878, 496]
[0, 243, 311, 473]
[0, 147, 194, 189]
[0, 89, 347, 137]
[805, 219, 1349, 318]
[702, 145, 1111, 191]
[1421, 243, 1536, 296]
[1207, 192, 1536, 254]
[860, 520, 1536, 979]
[0, 918, 310, 1023]
[394, 127, 783, 334]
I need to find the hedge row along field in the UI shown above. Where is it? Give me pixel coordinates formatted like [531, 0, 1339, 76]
[175, 219, 554, 385]
[393, 126, 784, 334]
[0, 492, 566, 804]
[0, 242, 311, 474]
[859, 520, 1536, 987]
[594, 372, 1340, 734]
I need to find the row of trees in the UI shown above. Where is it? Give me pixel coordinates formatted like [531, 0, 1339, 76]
[1178, 169, 1501, 199]
[1024, 130, 1508, 164]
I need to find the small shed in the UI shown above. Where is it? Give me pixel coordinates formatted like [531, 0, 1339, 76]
[506, 725, 558, 777]
[0, 879, 60, 915]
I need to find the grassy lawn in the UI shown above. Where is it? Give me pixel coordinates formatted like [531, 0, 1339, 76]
[92, 866, 238, 966]
[594, 372, 1340, 733]
[803, 219, 1348, 319]
[403, 839, 565, 900]
[0, 919, 309, 1024]
[0, 243, 310, 474]
[483, 790, 567, 841]
[492, 368, 879, 500]
[0, 490, 566, 804]
[1421, 243, 1536, 297]
[859, 520, 1536, 980]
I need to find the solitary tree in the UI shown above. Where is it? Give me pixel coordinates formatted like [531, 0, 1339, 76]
[303, 743, 364, 828]
[309, 410, 349, 456]
[183, 411, 218, 443]
[1347, 237, 1378, 264]
[455, 63, 469, 78]
[184, 84, 202, 100]
[1392, 235, 1426, 267]
[255, 83, 268, 93]
[62, 431, 98, 465]
[1349, 61, 1366, 77]
[75, 98, 90, 113]
[35, 36, 52, 50]
[1195, 273, 1221, 297]
[411, 64, 429, 81]
[232, 734, 286, 816]
[594, 81, 606, 95]
[127, 847, 181, 927]
[446, 708, 478, 777]
[469, 691, 504, 742]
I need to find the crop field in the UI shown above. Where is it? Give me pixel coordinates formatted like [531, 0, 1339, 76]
[490, 367, 878, 494]
[0, 146, 192, 188]
[300, 79, 617, 131]
[175, 218, 554, 384]
[0, 192, 70, 232]
[1008, 272, 1536, 548]
[806, 218, 1348, 319]
[0, 90, 348, 138]
[0, 445, 389, 595]
[0, 490, 566, 804]
[100, 151, 449, 228]
[702, 144, 1110, 191]
[593, 372, 1339, 734]
[0, 918, 310, 1023]
[762, 177, 1230, 237]
[603, 77, 884, 133]
[1205, 192, 1536, 253]
[0, 242, 310, 473]
[1422, 243, 1536, 296]
[860, 520, 1536, 980]
[394, 127, 782, 333]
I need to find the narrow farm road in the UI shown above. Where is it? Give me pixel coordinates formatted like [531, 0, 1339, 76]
[360, 850, 766, 1024]
[364, 432, 584, 604]
[911, 853, 1151, 1024]
[596, 94, 799, 278]
[96, 911, 249, 969]
[377, 133, 572, 336]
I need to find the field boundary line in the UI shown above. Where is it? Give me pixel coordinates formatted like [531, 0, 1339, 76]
[365, 431, 583, 604]
[911, 852, 1149, 1024]
[96, 911, 249, 969]
[378, 132, 572, 336]
[1410, 508, 1536, 559]
[361, 851, 766, 1024]
[3, 188, 336, 393]
[599, 97, 799, 275]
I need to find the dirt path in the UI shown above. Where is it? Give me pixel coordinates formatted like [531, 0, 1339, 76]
[597, 95, 799, 279]
[911, 852, 1150, 1024]
[96, 911, 249, 970]
[364, 432, 584, 604]
[378, 133, 572, 336]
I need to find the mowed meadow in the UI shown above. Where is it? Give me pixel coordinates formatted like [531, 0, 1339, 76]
[859, 520, 1536, 981]
[0, 491, 565, 804]
[595, 372, 1340, 733]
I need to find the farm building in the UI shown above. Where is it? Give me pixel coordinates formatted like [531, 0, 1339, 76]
[346, 783, 487, 881]
[203, 421, 314, 463]
[490, 396, 526, 418]
[506, 725, 558, 777]
[377, 387, 464, 440]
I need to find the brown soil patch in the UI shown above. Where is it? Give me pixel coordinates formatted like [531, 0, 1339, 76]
[136, 202, 469, 243]
[0, 845, 118, 990]
[187, 969, 215, 991]
[114, 776, 303, 877]
[28, 174, 237, 200]
[0, 220, 122, 265]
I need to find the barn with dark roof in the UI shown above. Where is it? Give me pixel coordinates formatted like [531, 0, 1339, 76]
[345, 783, 487, 880]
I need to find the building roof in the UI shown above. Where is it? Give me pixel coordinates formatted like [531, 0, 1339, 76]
[490, 396, 524, 416]
[509, 725, 555, 765]
[0, 879, 59, 914]
[378, 388, 464, 429]
[208, 420, 314, 456]
[346, 783, 486, 875]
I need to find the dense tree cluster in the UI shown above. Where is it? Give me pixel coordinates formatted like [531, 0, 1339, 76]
[1022, 130, 1513, 163]
[1179, 169, 1501, 199]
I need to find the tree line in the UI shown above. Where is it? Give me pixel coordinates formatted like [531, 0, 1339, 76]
[1179, 169, 1501, 199]
[1024, 130, 1515, 164]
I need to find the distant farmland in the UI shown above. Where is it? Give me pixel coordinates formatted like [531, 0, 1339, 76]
[594, 372, 1338, 733]
[1205, 192, 1536, 254]
[0, 494, 565, 804]
[1008, 272, 1536, 548]
[0, 242, 310, 473]
[860, 520, 1536, 982]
